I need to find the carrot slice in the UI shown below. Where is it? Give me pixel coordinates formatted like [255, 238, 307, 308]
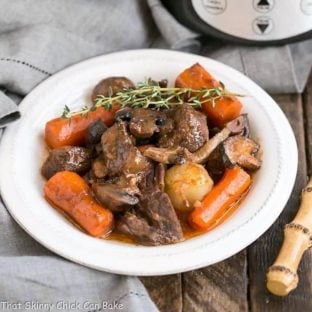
[45, 105, 119, 148]
[175, 63, 242, 126]
[44, 171, 114, 237]
[188, 166, 251, 231]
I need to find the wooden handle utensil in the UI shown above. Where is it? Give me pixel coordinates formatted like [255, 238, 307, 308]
[266, 178, 312, 296]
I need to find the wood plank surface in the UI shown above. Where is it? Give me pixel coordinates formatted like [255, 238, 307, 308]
[140, 275, 182, 312]
[248, 93, 312, 311]
[182, 251, 248, 312]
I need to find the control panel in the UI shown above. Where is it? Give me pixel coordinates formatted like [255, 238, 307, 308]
[191, 0, 312, 40]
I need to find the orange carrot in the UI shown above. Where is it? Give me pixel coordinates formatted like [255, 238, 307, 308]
[44, 171, 114, 237]
[45, 106, 119, 148]
[188, 166, 251, 231]
[175, 63, 242, 126]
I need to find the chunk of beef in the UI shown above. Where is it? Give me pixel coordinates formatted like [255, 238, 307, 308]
[206, 145, 226, 183]
[101, 121, 151, 179]
[41, 146, 93, 179]
[117, 164, 183, 245]
[86, 119, 107, 145]
[92, 77, 135, 103]
[129, 109, 167, 139]
[97, 121, 152, 211]
[138, 162, 166, 192]
[158, 104, 209, 152]
[117, 191, 184, 246]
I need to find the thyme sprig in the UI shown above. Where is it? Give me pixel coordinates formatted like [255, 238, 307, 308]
[61, 80, 243, 119]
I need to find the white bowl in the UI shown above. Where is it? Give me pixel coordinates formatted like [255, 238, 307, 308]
[0, 49, 297, 276]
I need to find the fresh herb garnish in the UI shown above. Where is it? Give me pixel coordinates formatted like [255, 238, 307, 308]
[61, 80, 243, 119]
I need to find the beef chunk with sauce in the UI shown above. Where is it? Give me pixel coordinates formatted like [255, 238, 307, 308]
[158, 104, 209, 152]
[92, 121, 152, 212]
[117, 191, 184, 245]
[129, 108, 169, 139]
[41, 146, 93, 179]
[101, 121, 151, 178]
[117, 165, 183, 246]
[205, 145, 226, 183]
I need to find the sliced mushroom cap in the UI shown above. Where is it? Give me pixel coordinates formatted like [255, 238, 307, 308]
[222, 135, 261, 171]
[225, 114, 250, 137]
[92, 182, 139, 212]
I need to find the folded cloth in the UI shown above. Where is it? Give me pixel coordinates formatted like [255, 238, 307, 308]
[0, 0, 311, 310]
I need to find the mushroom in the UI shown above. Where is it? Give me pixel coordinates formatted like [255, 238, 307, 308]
[92, 77, 135, 104]
[143, 128, 231, 165]
[190, 128, 231, 164]
[221, 135, 261, 170]
[92, 183, 139, 212]
[225, 114, 250, 137]
[143, 146, 193, 164]
[86, 119, 107, 145]
[143, 115, 253, 165]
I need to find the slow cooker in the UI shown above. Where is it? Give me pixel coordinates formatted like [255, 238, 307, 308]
[163, 0, 312, 45]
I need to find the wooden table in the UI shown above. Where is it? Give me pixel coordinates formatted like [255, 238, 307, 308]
[140, 72, 312, 312]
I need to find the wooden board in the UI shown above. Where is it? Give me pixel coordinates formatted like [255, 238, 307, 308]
[140, 275, 182, 312]
[182, 251, 248, 312]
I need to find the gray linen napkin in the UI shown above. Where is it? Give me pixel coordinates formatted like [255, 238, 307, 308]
[0, 0, 311, 310]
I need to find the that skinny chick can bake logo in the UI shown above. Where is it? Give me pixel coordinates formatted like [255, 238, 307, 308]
[0, 300, 124, 311]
